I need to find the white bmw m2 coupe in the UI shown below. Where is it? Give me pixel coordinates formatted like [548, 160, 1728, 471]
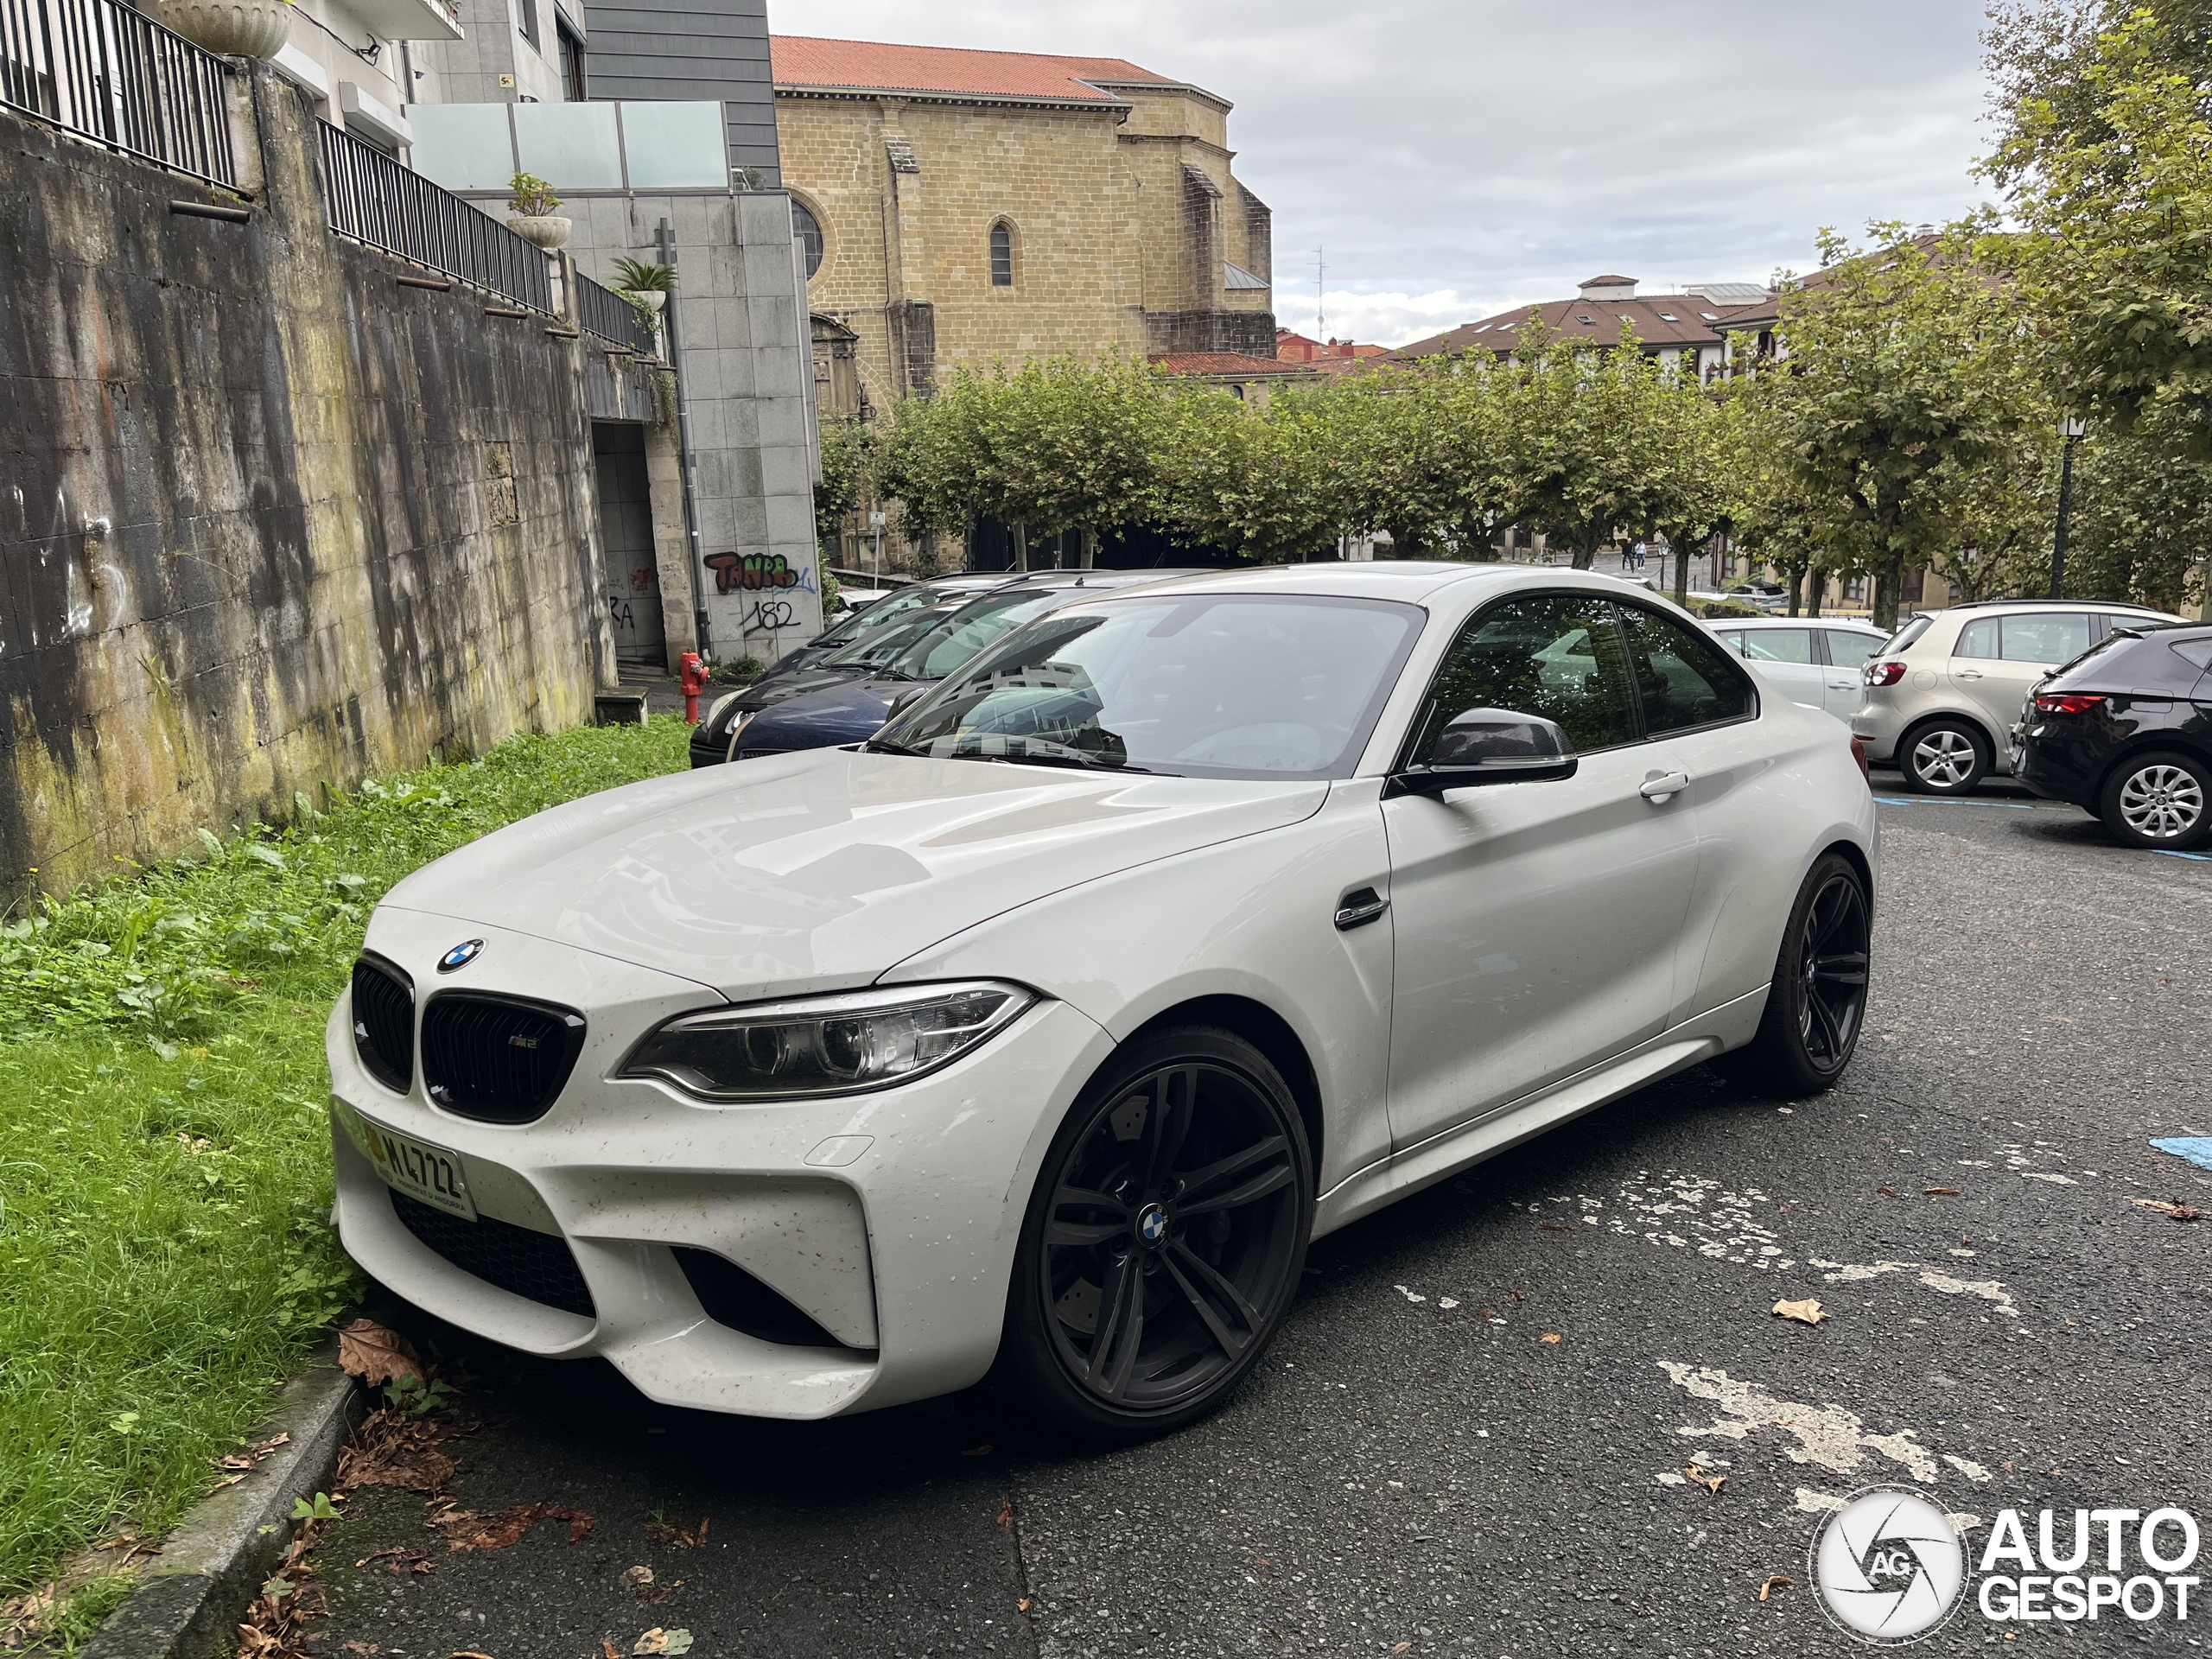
[329, 564, 1876, 1440]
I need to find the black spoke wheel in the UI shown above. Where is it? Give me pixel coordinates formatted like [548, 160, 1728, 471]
[998, 1027, 1313, 1441]
[1721, 853, 1872, 1096]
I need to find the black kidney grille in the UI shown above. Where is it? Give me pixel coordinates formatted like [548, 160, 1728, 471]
[421, 994, 586, 1123]
[351, 955, 415, 1094]
[388, 1191, 595, 1319]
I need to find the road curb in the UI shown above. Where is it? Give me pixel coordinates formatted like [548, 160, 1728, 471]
[81, 1338, 365, 1659]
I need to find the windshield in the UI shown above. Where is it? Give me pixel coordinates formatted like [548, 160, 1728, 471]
[887, 587, 1075, 683]
[874, 594, 1423, 779]
[816, 585, 976, 659]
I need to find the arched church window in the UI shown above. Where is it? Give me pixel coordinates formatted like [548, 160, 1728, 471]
[791, 200, 824, 280]
[989, 221, 1014, 287]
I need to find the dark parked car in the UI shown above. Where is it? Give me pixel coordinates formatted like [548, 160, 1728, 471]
[690, 574, 1013, 767]
[726, 569, 1194, 763]
[2014, 622, 2212, 848]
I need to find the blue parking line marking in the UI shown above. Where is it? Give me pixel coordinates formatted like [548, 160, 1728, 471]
[1872, 796, 2033, 810]
[2152, 849, 2212, 861]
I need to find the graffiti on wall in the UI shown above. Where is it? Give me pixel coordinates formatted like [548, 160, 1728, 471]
[704, 552, 798, 594]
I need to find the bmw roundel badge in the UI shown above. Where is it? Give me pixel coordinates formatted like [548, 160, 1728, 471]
[1137, 1204, 1168, 1244]
[437, 938, 485, 973]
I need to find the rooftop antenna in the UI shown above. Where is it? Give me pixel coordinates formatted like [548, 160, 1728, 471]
[1315, 246, 1325, 340]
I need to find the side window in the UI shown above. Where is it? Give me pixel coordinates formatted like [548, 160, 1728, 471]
[1713, 630, 1745, 657]
[1412, 593, 1639, 760]
[2173, 639, 2212, 672]
[1615, 604, 1754, 734]
[2000, 613, 2092, 664]
[1739, 628, 1814, 664]
[1824, 631, 1884, 671]
[1955, 617, 2000, 659]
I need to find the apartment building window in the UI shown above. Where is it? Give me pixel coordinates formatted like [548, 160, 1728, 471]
[989, 220, 1014, 287]
[516, 0, 539, 50]
[557, 23, 585, 99]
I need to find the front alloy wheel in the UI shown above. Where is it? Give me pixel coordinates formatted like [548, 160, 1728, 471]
[1722, 853, 1872, 1096]
[2101, 752, 2212, 849]
[1000, 1027, 1313, 1441]
[1904, 721, 1987, 794]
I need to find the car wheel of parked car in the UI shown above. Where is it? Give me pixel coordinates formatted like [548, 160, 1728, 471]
[1901, 720, 1989, 795]
[999, 1026, 1314, 1443]
[1721, 854, 1871, 1096]
[2099, 751, 2212, 849]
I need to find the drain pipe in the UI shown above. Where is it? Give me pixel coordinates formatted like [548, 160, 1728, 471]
[656, 216, 711, 654]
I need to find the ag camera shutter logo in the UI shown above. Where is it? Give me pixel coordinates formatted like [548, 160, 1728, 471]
[1808, 1486, 1970, 1644]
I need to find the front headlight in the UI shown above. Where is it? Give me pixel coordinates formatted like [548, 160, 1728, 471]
[702, 691, 743, 734]
[618, 981, 1037, 1101]
[723, 708, 755, 757]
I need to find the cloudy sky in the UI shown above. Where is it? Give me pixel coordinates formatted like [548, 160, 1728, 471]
[777, 0, 1996, 346]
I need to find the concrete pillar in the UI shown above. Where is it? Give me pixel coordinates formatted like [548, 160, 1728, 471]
[645, 413, 699, 674]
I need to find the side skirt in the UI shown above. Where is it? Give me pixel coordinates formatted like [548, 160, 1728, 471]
[1312, 984, 1770, 1239]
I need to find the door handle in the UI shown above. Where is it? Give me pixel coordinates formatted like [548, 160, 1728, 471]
[1640, 772, 1691, 803]
[1828, 678, 1857, 690]
[1955, 668, 1984, 680]
[1334, 888, 1389, 931]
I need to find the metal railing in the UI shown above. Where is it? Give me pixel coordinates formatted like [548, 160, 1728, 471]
[576, 272, 658, 355]
[317, 120, 552, 315]
[2, 0, 234, 184]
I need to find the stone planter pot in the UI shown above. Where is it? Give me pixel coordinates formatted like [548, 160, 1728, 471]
[506, 214, 571, 251]
[620, 289, 667, 314]
[160, 0, 293, 59]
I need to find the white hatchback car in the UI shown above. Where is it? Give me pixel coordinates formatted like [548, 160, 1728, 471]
[329, 565, 1878, 1440]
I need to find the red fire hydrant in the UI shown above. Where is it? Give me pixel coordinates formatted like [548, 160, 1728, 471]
[678, 650, 710, 725]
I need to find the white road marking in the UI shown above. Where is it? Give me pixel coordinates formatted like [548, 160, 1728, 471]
[1807, 1259, 2020, 1320]
[1657, 1361, 1939, 1481]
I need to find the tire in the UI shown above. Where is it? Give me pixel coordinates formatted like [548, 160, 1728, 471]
[1721, 853, 1872, 1096]
[2099, 750, 2212, 849]
[995, 1026, 1314, 1444]
[1900, 718, 1989, 795]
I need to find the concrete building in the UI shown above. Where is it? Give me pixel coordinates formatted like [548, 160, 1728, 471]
[1395, 275, 1774, 382]
[771, 36, 1277, 415]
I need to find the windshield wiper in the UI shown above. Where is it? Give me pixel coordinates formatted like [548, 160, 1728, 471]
[864, 735, 925, 756]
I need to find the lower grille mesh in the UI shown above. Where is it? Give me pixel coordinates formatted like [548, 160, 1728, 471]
[389, 1191, 595, 1319]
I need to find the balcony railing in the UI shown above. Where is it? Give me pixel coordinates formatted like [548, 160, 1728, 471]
[318, 119, 552, 315]
[576, 272, 658, 356]
[1, 0, 235, 185]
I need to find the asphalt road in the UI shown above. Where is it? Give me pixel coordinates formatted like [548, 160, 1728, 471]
[313, 774, 2212, 1659]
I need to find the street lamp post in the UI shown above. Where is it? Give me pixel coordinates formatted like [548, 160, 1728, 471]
[2050, 414, 2087, 601]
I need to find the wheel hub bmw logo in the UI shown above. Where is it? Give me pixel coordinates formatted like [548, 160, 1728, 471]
[1137, 1204, 1168, 1244]
[437, 938, 484, 973]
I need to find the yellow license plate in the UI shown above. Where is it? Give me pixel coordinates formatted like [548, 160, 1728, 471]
[360, 1119, 478, 1222]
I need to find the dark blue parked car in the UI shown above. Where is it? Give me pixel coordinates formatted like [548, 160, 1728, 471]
[690, 574, 1013, 767]
[725, 570, 1194, 763]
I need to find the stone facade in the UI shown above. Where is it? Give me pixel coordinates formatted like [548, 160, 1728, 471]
[0, 72, 663, 904]
[773, 42, 1276, 413]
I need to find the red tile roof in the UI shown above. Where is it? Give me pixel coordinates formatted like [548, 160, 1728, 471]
[1394, 291, 1770, 360]
[771, 36, 1177, 104]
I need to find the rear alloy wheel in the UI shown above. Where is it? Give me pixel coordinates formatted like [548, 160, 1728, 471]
[999, 1027, 1313, 1443]
[1902, 720, 1989, 795]
[1721, 854, 1872, 1096]
[2100, 751, 2212, 849]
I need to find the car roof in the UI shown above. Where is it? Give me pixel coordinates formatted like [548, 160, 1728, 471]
[1721, 616, 1884, 631]
[1940, 597, 2168, 613]
[1055, 560, 1563, 605]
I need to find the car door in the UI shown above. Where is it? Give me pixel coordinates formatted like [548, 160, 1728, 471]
[1817, 627, 1885, 719]
[1381, 590, 1700, 1152]
[1950, 611, 2094, 746]
[1732, 626, 1828, 711]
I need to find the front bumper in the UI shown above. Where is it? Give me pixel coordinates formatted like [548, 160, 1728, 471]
[329, 910, 1111, 1417]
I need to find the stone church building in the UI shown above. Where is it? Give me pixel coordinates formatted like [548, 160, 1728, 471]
[771, 36, 1278, 416]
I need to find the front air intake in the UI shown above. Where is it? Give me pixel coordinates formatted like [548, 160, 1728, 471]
[389, 1191, 595, 1318]
[420, 993, 586, 1123]
[350, 954, 415, 1094]
[672, 1247, 861, 1350]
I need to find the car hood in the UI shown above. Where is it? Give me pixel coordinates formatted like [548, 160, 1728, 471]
[379, 749, 1328, 1000]
[736, 662, 873, 712]
[741, 677, 911, 752]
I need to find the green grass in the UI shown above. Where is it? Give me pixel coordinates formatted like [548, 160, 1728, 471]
[0, 718, 691, 1603]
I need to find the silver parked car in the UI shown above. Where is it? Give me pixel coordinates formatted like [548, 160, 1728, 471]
[1852, 600, 2185, 793]
[1709, 618, 1890, 721]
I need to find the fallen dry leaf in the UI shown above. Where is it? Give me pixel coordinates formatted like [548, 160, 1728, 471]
[1539, 1223, 1572, 1233]
[995, 1498, 1014, 1527]
[2133, 1197, 2203, 1222]
[1507, 1290, 1526, 1302]
[1686, 1465, 1726, 1496]
[1473, 1306, 1499, 1319]
[1877, 1185, 1898, 1198]
[435, 1503, 594, 1552]
[632, 1630, 693, 1656]
[340, 1643, 379, 1656]
[1923, 1186, 1961, 1197]
[339, 1411, 456, 1496]
[338, 1319, 423, 1388]
[1758, 1574, 1792, 1602]
[1018, 1598, 1033, 1612]
[1393, 1644, 1413, 1655]
[602, 1643, 621, 1659]
[1538, 1332, 1561, 1344]
[1772, 1298, 1829, 1325]
[620, 1566, 655, 1591]
[450, 1650, 497, 1658]
[644, 1514, 709, 1549]
[354, 1547, 435, 1576]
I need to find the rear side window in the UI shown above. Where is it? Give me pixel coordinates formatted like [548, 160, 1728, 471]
[1955, 618, 2001, 659]
[1739, 628, 1815, 664]
[1824, 632, 1885, 670]
[2000, 613, 2094, 664]
[2174, 639, 2212, 672]
[1713, 630, 1745, 656]
[1615, 603, 1755, 734]
[1882, 615, 1934, 655]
